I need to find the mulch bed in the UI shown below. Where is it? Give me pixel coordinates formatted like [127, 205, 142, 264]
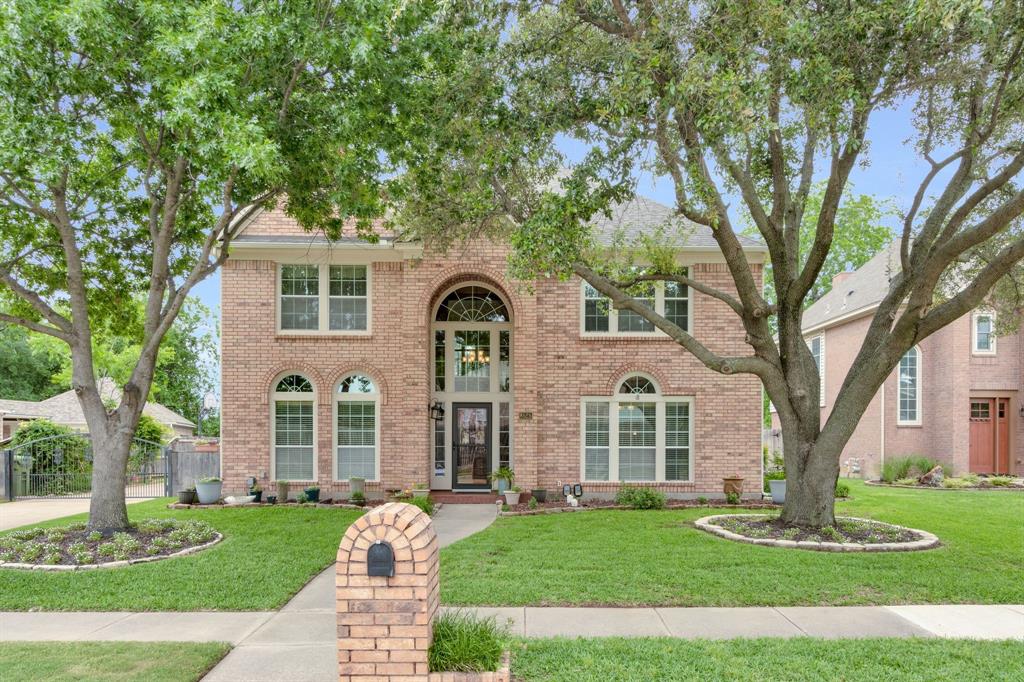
[500, 498, 779, 516]
[0, 518, 220, 569]
[713, 515, 920, 544]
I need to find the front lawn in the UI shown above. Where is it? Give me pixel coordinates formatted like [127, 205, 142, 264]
[0, 499, 361, 611]
[441, 481, 1024, 606]
[0, 642, 230, 682]
[510, 638, 1024, 682]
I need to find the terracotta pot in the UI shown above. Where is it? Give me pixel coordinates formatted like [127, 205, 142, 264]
[722, 477, 744, 496]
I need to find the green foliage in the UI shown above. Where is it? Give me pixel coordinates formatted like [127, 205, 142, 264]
[488, 467, 515, 485]
[725, 492, 741, 505]
[428, 611, 505, 673]
[350, 491, 366, 505]
[134, 414, 168, 445]
[881, 456, 946, 483]
[763, 470, 786, 492]
[987, 476, 1013, 487]
[528, 497, 539, 510]
[0, 326, 63, 401]
[696, 497, 709, 505]
[615, 486, 666, 510]
[408, 495, 435, 516]
[835, 481, 851, 499]
[942, 478, 973, 489]
[8, 418, 76, 448]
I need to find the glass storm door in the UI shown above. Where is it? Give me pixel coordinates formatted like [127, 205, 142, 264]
[452, 403, 492, 489]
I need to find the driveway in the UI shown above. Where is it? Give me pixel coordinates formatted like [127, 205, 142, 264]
[0, 497, 153, 531]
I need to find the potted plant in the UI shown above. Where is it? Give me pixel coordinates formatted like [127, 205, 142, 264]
[504, 486, 522, 506]
[195, 477, 223, 504]
[350, 476, 366, 497]
[722, 475, 744, 497]
[177, 487, 196, 505]
[532, 489, 547, 503]
[276, 480, 290, 503]
[412, 483, 429, 498]
[266, 495, 278, 505]
[304, 486, 320, 503]
[764, 470, 786, 503]
[489, 466, 515, 494]
[249, 483, 263, 503]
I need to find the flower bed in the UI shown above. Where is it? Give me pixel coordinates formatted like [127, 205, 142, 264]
[869, 475, 1023, 490]
[500, 498, 777, 516]
[695, 514, 939, 552]
[0, 518, 222, 570]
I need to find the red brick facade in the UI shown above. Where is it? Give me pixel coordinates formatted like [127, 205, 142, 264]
[221, 208, 763, 498]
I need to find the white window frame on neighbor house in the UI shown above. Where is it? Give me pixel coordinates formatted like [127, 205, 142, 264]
[579, 275, 692, 338]
[277, 263, 372, 335]
[333, 374, 381, 482]
[897, 346, 922, 426]
[580, 374, 695, 484]
[808, 335, 825, 407]
[271, 373, 318, 482]
[972, 310, 997, 355]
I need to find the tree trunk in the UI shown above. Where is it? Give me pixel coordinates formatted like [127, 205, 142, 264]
[87, 430, 133, 532]
[779, 437, 839, 528]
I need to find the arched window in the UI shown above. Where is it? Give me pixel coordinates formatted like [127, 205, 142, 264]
[272, 374, 315, 481]
[897, 347, 922, 425]
[435, 286, 509, 322]
[336, 374, 379, 480]
[618, 375, 658, 395]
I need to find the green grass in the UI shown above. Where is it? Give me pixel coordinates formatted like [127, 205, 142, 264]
[429, 610, 506, 673]
[0, 499, 361, 611]
[441, 481, 1024, 606]
[0, 642, 230, 681]
[510, 638, 1024, 682]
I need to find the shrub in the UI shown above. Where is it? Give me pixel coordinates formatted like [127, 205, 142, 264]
[895, 477, 918, 486]
[834, 481, 851, 498]
[528, 497, 538, 510]
[615, 485, 666, 510]
[988, 475, 1013, 487]
[881, 456, 946, 483]
[428, 611, 504, 673]
[408, 495, 434, 516]
[942, 477, 972, 489]
[763, 469, 785, 492]
[349, 491, 366, 504]
[725, 491, 741, 505]
[696, 496, 709, 505]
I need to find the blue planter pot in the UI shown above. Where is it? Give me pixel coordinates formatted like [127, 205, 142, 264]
[195, 481, 222, 505]
[769, 479, 787, 504]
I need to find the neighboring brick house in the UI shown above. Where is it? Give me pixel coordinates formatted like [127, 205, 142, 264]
[770, 242, 1022, 479]
[220, 197, 766, 499]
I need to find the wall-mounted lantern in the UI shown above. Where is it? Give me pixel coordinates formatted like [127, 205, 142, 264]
[429, 401, 445, 422]
[573, 483, 583, 498]
[367, 540, 395, 577]
[562, 484, 571, 498]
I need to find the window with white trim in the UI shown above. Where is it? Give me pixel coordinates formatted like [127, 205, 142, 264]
[336, 374, 378, 480]
[972, 311, 996, 354]
[279, 264, 369, 332]
[581, 274, 690, 335]
[808, 335, 825, 407]
[272, 374, 315, 481]
[897, 347, 921, 425]
[581, 375, 694, 482]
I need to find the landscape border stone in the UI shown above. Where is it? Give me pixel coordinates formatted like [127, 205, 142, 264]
[694, 514, 940, 552]
[498, 502, 778, 517]
[0, 532, 223, 571]
[864, 480, 1023, 492]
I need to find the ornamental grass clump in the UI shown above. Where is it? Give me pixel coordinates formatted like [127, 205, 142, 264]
[428, 611, 505, 673]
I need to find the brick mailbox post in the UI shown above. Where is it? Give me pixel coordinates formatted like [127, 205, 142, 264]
[337, 502, 440, 681]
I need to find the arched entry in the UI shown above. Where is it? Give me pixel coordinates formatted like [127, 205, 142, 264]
[430, 284, 512, 490]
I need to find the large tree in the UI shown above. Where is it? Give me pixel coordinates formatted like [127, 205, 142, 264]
[0, 0, 472, 530]
[398, 0, 1024, 527]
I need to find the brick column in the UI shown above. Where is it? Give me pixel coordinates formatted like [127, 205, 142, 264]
[337, 502, 439, 681]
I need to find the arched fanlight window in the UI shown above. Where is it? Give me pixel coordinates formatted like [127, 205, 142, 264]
[275, 374, 313, 393]
[272, 374, 315, 481]
[336, 374, 379, 480]
[618, 375, 658, 395]
[337, 375, 376, 394]
[435, 286, 509, 322]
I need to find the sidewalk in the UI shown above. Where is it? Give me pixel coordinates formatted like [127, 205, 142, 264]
[0, 497, 152, 531]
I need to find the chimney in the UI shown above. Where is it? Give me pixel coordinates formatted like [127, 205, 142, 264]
[832, 271, 853, 289]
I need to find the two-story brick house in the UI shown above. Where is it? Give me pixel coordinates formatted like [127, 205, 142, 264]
[771, 242, 1022, 479]
[220, 196, 766, 499]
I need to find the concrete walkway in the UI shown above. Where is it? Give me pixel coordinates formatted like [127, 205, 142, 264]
[0, 497, 153, 531]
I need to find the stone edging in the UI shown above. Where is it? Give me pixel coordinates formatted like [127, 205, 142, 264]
[428, 651, 511, 682]
[498, 503, 776, 517]
[0, 532, 223, 571]
[864, 480, 1023, 492]
[694, 515, 940, 553]
[168, 501, 368, 510]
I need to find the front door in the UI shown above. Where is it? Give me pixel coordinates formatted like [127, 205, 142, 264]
[452, 403, 491, 489]
[969, 399, 996, 473]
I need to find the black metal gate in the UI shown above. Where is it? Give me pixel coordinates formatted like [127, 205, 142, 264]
[4, 433, 168, 499]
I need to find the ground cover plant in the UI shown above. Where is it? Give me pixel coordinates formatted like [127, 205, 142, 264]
[441, 481, 1024, 607]
[710, 515, 921, 545]
[510, 638, 1024, 682]
[0, 641, 230, 682]
[429, 611, 506, 673]
[0, 518, 216, 567]
[0, 499, 361, 611]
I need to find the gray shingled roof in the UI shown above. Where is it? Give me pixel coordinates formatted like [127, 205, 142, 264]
[0, 398, 48, 418]
[802, 241, 901, 331]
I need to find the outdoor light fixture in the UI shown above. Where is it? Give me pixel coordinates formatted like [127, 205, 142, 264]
[573, 483, 583, 498]
[429, 401, 445, 422]
[1020, 404, 1024, 419]
[562, 484, 571, 498]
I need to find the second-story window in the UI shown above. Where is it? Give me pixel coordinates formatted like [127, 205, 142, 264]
[972, 311, 996, 355]
[581, 273, 690, 336]
[279, 264, 370, 333]
[808, 335, 825, 407]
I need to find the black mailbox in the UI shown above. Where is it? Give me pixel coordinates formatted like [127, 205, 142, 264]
[367, 541, 394, 577]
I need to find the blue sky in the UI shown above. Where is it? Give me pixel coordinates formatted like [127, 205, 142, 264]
[191, 100, 926, 318]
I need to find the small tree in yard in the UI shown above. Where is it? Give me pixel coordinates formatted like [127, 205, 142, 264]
[398, 1, 1024, 528]
[0, 0, 469, 531]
